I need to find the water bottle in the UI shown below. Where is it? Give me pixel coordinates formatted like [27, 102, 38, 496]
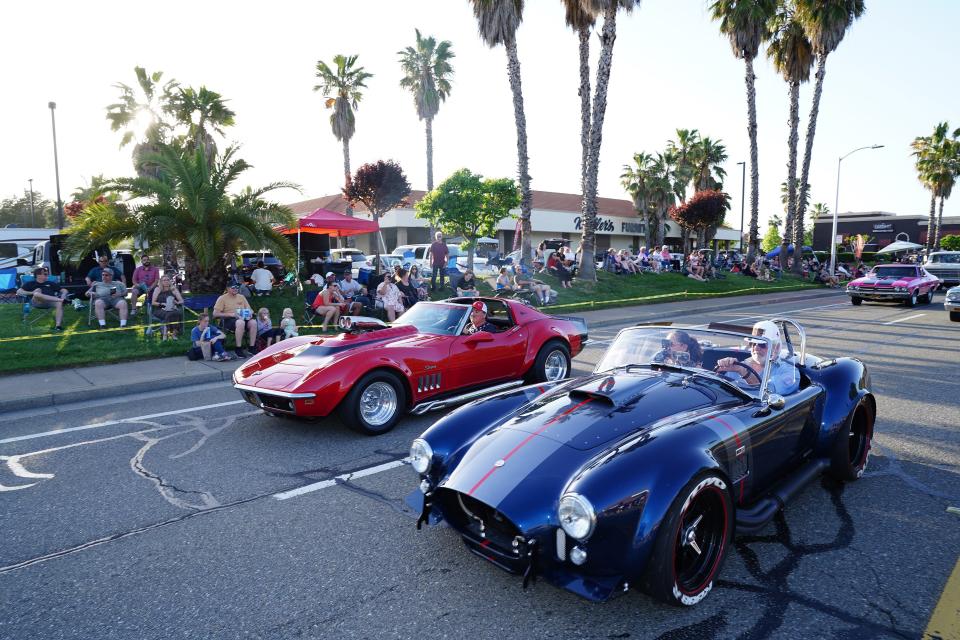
[23, 300, 31, 316]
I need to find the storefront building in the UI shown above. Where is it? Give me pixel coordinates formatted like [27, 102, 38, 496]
[288, 190, 739, 255]
[811, 211, 960, 251]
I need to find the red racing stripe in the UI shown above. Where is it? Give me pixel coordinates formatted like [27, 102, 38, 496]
[467, 397, 593, 496]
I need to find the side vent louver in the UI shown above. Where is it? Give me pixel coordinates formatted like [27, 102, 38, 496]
[417, 373, 442, 393]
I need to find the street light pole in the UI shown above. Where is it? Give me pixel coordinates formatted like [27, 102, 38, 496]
[28, 178, 35, 227]
[830, 144, 884, 276]
[737, 161, 746, 252]
[48, 101, 64, 231]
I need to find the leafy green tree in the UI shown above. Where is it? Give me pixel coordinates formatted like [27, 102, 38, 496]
[105, 67, 180, 178]
[794, 0, 865, 271]
[398, 30, 455, 193]
[0, 191, 56, 228]
[315, 55, 373, 219]
[65, 144, 298, 293]
[691, 136, 728, 192]
[170, 86, 236, 163]
[415, 169, 519, 271]
[912, 122, 959, 253]
[710, 0, 778, 263]
[669, 190, 731, 248]
[940, 234, 960, 251]
[343, 160, 412, 267]
[761, 214, 783, 253]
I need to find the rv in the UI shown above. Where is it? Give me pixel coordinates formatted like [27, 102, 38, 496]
[0, 227, 59, 274]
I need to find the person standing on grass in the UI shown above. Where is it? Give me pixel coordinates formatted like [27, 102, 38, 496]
[213, 281, 257, 358]
[17, 267, 68, 331]
[429, 231, 449, 292]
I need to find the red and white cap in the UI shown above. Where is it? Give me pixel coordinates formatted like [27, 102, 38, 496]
[471, 300, 487, 314]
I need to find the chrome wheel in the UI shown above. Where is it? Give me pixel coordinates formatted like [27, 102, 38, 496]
[359, 382, 398, 426]
[544, 350, 569, 381]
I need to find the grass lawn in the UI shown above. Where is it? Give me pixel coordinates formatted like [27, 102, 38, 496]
[0, 272, 821, 375]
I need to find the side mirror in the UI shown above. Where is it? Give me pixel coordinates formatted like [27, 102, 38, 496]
[464, 331, 494, 344]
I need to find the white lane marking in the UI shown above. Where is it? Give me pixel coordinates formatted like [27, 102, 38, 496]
[0, 400, 245, 446]
[273, 458, 410, 501]
[690, 302, 851, 328]
[883, 313, 926, 325]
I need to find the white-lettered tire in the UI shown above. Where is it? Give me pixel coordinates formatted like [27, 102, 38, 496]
[527, 340, 571, 383]
[907, 290, 918, 307]
[641, 473, 733, 606]
[827, 402, 873, 481]
[924, 289, 934, 304]
[338, 370, 407, 435]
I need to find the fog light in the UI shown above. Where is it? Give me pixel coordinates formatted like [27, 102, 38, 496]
[569, 546, 587, 566]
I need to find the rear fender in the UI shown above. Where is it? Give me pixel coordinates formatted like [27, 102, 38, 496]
[520, 321, 575, 371]
[419, 381, 564, 482]
[802, 357, 873, 456]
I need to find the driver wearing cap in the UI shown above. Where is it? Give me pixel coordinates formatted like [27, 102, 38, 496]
[463, 300, 499, 335]
[715, 320, 799, 395]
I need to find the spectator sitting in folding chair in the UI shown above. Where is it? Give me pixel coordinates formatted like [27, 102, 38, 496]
[213, 281, 258, 358]
[514, 262, 551, 305]
[150, 275, 184, 340]
[455, 269, 480, 297]
[17, 267, 68, 331]
[338, 271, 369, 313]
[376, 274, 405, 322]
[408, 265, 429, 300]
[546, 252, 573, 288]
[310, 282, 343, 331]
[130, 255, 160, 313]
[88, 268, 129, 328]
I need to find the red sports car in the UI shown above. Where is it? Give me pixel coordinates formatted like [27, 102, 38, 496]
[845, 264, 941, 307]
[232, 297, 588, 434]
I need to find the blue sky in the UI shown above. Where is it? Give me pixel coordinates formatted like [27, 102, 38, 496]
[1, 0, 957, 231]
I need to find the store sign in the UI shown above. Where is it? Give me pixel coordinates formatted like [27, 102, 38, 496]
[573, 216, 644, 235]
[873, 222, 894, 233]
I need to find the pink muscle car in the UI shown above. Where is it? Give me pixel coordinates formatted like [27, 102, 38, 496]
[845, 264, 940, 307]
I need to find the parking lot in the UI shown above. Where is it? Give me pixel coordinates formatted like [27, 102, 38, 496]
[1, 294, 957, 639]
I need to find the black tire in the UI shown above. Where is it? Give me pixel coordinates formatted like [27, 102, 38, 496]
[850, 296, 862, 306]
[827, 402, 873, 482]
[924, 289, 934, 304]
[527, 340, 571, 383]
[337, 370, 407, 436]
[907, 290, 918, 307]
[641, 473, 733, 606]
[951, 311, 960, 322]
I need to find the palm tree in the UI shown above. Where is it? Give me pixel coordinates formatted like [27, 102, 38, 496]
[710, 0, 778, 263]
[667, 128, 701, 202]
[577, 0, 643, 281]
[105, 66, 179, 178]
[692, 136, 728, 192]
[767, 3, 813, 263]
[65, 144, 298, 293]
[561, 0, 597, 230]
[793, 0, 865, 272]
[314, 55, 373, 218]
[170, 86, 236, 164]
[398, 30, 455, 192]
[914, 123, 960, 252]
[621, 152, 654, 244]
[468, 0, 533, 264]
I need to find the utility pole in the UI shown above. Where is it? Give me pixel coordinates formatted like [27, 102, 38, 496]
[49, 102, 64, 230]
[28, 178, 36, 227]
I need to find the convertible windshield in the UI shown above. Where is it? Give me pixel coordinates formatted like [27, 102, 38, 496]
[595, 327, 793, 397]
[392, 302, 468, 336]
[872, 266, 918, 278]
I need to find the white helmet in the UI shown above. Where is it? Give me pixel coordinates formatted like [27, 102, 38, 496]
[751, 320, 782, 361]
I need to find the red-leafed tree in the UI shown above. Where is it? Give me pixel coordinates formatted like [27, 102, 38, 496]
[669, 189, 730, 251]
[343, 159, 411, 269]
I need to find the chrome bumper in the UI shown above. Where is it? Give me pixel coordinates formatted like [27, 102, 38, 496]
[234, 382, 315, 414]
[944, 300, 960, 312]
[847, 289, 909, 299]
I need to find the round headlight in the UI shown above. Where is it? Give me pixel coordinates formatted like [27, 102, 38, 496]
[558, 493, 596, 540]
[409, 438, 433, 475]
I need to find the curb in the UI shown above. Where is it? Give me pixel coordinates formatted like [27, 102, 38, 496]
[584, 289, 845, 330]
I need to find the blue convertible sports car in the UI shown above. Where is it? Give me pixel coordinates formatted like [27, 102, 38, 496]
[408, 319, 875, 606]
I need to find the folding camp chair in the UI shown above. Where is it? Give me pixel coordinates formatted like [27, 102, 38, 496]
[19, 274, 67, 328]
[0, 268, 17, 304]
[303, 290, 321, 324]
[146, 299, 184, 339]
[87, 286, 128, 327]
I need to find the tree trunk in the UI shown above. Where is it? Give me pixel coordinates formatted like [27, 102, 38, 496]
[745, 55, 761, 264]
[162, 242, 178, 274]
[578, 6, 619, 283]
[504, 39, 532, 266]
[794, 54, 828, 273]
[575, 24, 595, 282]
[781, 80, 800, 264]
[934, 196, 945, 251]
[342, 137, 355, 248]
[425, 116, 434, 192]
[184, 254, 228, 295]
[926, 193, 936, 255]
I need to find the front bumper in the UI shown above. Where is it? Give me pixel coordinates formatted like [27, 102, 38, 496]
[234, 382, 315, 415]
[847, 288, 910, 300]
[944, 299, 960, 312]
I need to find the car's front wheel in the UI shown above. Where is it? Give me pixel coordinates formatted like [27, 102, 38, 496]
[827, 401, 873, 481]
[907, 290, 918, 307]
[850, 296, 862, 306]
[924, 289, 935, 304]
[338, 370, 406, 435]
[527, 340, 571, 383]
[641, 473, 733, 606]
[951, 311, 960, 322]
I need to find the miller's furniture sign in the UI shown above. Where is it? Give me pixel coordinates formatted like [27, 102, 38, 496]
[574, 215, 645, 235]
[873, 222, 894, 233]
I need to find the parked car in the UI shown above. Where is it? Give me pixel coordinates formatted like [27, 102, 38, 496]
[922, 251, 960, 287]
[393, 244, 489, 276]
[845, 264, 941, 307]
[233, 297, 588, 434]
[239, 251, 285, 280]
[408, 320, 874, 606]
[944, 285, 960, 321]
[31, 235, 113, 295]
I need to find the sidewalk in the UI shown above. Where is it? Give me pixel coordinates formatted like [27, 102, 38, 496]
[0, 288, 843, 413]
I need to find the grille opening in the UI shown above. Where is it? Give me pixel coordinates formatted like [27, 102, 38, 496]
[258, 394, 295, 413]
[437, 488, 522, 554]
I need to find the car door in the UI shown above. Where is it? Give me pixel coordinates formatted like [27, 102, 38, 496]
[448, 324, 529, 389]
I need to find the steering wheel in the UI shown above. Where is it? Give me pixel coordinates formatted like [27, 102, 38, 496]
[715, 362, 761, 386]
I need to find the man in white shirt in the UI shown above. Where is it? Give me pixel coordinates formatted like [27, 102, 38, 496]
[338, 272, 370, 314]
[250, 261, 275, 295]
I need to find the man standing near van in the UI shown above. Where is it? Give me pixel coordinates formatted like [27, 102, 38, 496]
[429, 231, 449, 292]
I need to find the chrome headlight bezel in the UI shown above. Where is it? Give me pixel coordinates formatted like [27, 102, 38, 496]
[410, 438, 433, 475]
[558, 493, 596, 541]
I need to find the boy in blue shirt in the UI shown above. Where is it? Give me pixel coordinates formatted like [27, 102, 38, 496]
[190, 314, 234, 361]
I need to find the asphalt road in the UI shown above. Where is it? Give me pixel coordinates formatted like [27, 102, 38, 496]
[1, 294, 958, 640]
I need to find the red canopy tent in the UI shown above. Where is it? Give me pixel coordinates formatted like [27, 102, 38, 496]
[282, 208, 379, 274]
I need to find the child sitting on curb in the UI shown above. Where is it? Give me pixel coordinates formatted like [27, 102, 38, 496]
[189, 313, 234, 361]
[280, 308, 298, 339]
